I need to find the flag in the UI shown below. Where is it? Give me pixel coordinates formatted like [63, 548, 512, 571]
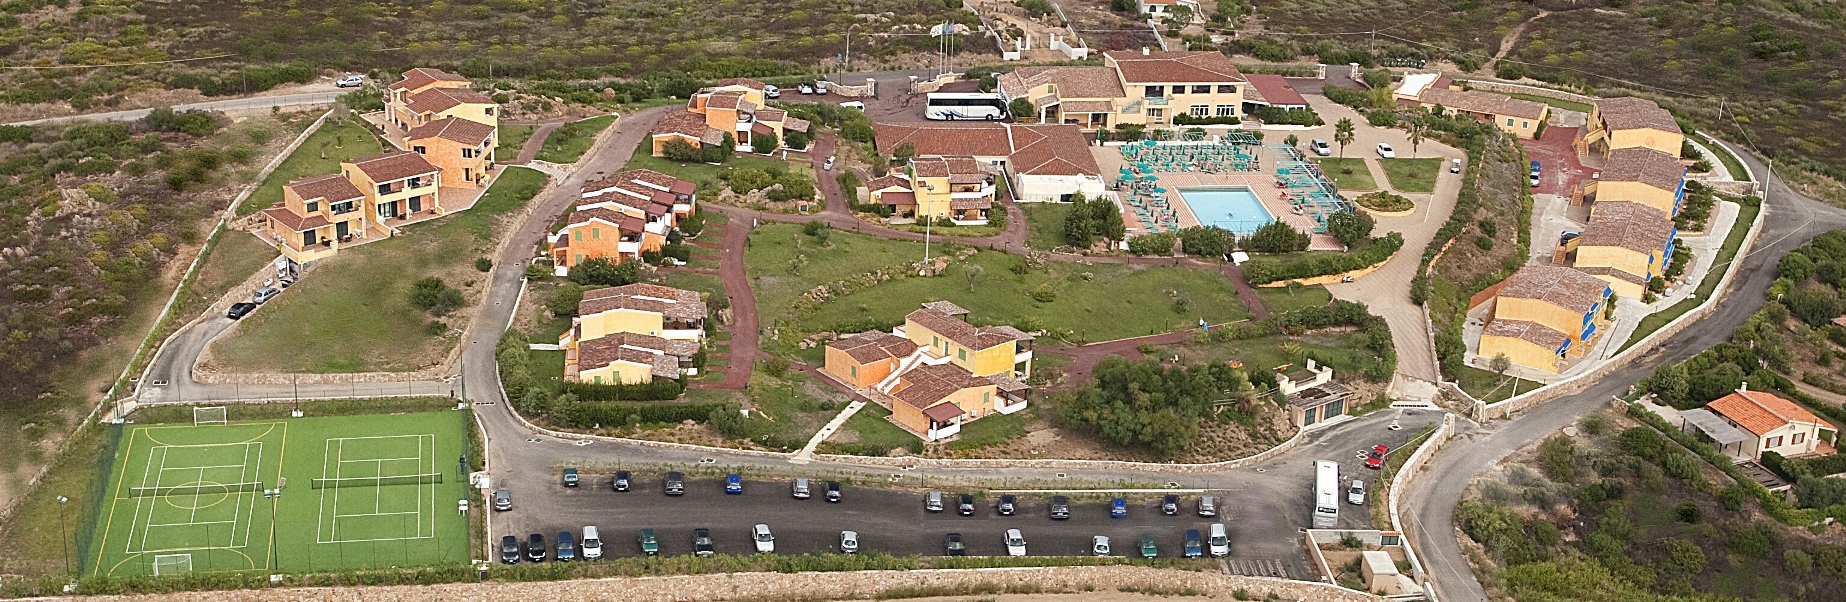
[930, 22, 949, 37]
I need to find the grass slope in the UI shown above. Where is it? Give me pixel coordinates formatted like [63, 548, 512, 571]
[237, 120, 384, 216]
[534, 116, 614, 164]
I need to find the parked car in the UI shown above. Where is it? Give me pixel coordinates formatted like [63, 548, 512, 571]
[815, 81, 829, 95]
[1161, 494, 1180, 516]
[336, 75, 364, 88]
[493, 489, 512, 511]
[1049, 495, 1071, 519]
[1450, 157, 1463, 173]
[1208, 524, 1230, 558]
[926, 491, 945, 512]
[665, 472, 685, 495]
[1310, 139, 1332, 156]
[252, 287, 280, 304]
[1092, 535, 1111, 556]
[692, 528, 713, 556]
[526, 533, 547, 562]
[958, 494, 976, 516]
[792, 477, 811, 499]
[612, 470, 630, 492]
[724, 474, 743, 494]
[1140, 533, 1159, 558]
[581, 526, 602, 560]
[1348, 479, 1367, 505]
[1183, 529, 1203, 558]
[638, 528, 660, 555]
[998, 494, 1017, 516]
[562, 468, 578, 487]
[500, 535, 519, 564]
[823, 156, 836, 171]
[1529, 160, 1542, 187]
[556, 531, 576, 562]
[1111, 498, 1128, 518]
[1375, 143, 1396, 158]
[226, 302, 257, 319]
[764, 84, 781, 99]
[1366, 444, 1389, 469]
[1197, 495, 1217, 517]
[751, 524, 775, 553]
[798, 83, 815, 95]
[944, 532, 966, 556]
[825, 481, 843, 502]
[1004, 529, 1027, 556]
[840, 530, 859, 554]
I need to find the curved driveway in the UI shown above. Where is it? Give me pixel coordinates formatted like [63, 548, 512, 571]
[1405, 141, 1846, 601]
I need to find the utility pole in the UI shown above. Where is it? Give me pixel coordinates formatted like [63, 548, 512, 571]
[56, 495, 71, 576]
[845, 24, 861, 74]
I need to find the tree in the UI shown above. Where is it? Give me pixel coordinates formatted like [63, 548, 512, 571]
[1009, 97, 1036, 122]
[1165, 4, 1194, 23]
[1284, 133, 1299, 149]
[751, 131, 778, 154]
[568, 257, 641, 287]
[1324, 211, 1374, 248]
[965, 264, 984, 292]
[1489, 353, 1512, 379]
[1780, 252, 1816, 281]
[1063, 193, 1095, 247]
[1783, 287, 1843, 327]
[1180, 226, 1236, 258]
[1243, 221, 1310, 253]
[1644, 362, 1690, 406]
[1406, 115, 1426, 157]
[783, 128, 812, 150]
[1333, 118, 1356, 158]
[408, 277, 464, 317]
[1093, 196, 1126, 246]
[893, 142, 917, 165]
[1536, 435, 1575, 482]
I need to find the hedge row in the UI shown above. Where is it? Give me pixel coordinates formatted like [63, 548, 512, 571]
[548, 400, 730, 429]
[562, 379, 685, 401]
[1243, 232, 1402, 285]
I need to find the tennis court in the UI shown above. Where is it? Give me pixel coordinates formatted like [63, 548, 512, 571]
[87, 409, 471, 577]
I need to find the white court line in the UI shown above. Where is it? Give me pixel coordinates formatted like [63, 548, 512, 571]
[157, 463, 250, 471]
[126, 444, 162, 553]
[332, 438, 344, 543]
[335, 455, 424, 463]
[317, 433, 440, 544]
[333, 510, 421, 518]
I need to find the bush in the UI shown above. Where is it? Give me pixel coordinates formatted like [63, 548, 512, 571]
[751, 131, 779, 154]
[408, 277, 464, 316]
[1250, 106, 1323, 126]
[1242, 221, 1310, 253]
[1325, 211, 1374, 247]
[140, 106, 219, 137]
[1127, 231, 1178, 255]
[1179, 226, 1237, 258]
[568, 257, 641, 287]
[661, 139, 703, 163]
[560, 379, 687, 402]
[550, 399, 717, 428]
[1243, 233, 1403, 285]
[783, 129, 812, 150]
[1322, 85, 1369, 109]
[475, 257, 494, 272]
[1353, 191, 1413, 212]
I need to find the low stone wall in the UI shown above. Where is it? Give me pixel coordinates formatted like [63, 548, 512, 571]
[1387, 413, 1455, 589]
[1455, 79, 1597, 108]
[811, 423, 1308, 473]
[74, 565, 1389, 602]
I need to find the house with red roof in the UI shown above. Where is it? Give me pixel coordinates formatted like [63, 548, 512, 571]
[823, 302, 1033, 441]
[548, 169, 698, 274]
[1681, 385, 1837, 461]
[994, 49, 1249, 130]
[870, 121, 1105, 204]
[649, 78, 809, 157]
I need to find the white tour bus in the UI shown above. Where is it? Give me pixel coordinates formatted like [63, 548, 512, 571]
[1313, 460, 1340, 528]
[925, 93, 1009, 121]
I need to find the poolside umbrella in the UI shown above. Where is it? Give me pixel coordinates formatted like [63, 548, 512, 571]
[1154, 187, 1167, 194]
[1141, 174, 1158, 181]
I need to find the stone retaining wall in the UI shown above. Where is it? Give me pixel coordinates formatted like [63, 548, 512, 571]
[1454, 79, 1597, 108]
[1387, 413, 1455, 587]
[72, 565, 1388, 602]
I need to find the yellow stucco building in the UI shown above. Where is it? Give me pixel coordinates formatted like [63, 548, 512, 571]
[649, 78, 810, 157]
[559, 284, 708, 384]
[1477, 266, 1613, 373]
[1578, 147, 1686, 215]
[822, 301, 1033, 441]
[1573, 201, 1677, 298]
[1416, 87, 1550, 139]
[574, 332, 699, 385]
[863, 157, 998, 225]
[1577, 97, 1684, 159]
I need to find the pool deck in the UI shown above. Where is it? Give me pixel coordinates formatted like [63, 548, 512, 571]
[1091, 144, 1326, 240]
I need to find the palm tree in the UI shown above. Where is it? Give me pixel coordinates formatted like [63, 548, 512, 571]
[1333, 118, 1355, 158]
[1406, 115, 1426, 158]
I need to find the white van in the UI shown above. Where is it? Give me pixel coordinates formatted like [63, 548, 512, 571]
[581, 526, 602, 559]
[925, 491, 944, 512]
[1207, 524, 1229, 558]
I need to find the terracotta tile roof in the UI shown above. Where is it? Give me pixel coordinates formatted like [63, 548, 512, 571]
[783, 117, 811, 133]
[577, 334, 686, 380]
[390, 68, 468, 91]
[997, 66, 1126, 101]
[346, 152, 440, 183]
[751, 121, 775, 136]
[1418, 87, 1548, 120]
[1574, 265, 1648, 286]
[1058, 100, 1116, 113]
[866, 175, 912, 192]
[651, 110, 724, 146]
[285, 173, 364, 204]
[1244, 74, 1307, 107]
[921, 301, 970, 316]
[1599, 147, 1685, 193]
[714, 77, 767, 91]
[755, 108, 787, 122]
[1708, 389, 1826, 436]
[706, 91, 747, 110]
[579, 283, 706, 320]
[670, 180, 696, 195]
[906, 306, 1031, 350]
[405, 87, 496, 115]
[566, 207, 645, 233]
[922, 402, 967, 422]
[406, 117, 495, 146]
[1579, 201, 1673, 253]
[890, 362, 988, 409]
[1009, 124, 1101, 176]
[873, 122, 1014, 158]
[912, 157, 951, 178]
[943, 157, 991, 184]
[829, 331, 920, 364]
[1596, 97, 1681, 134]
[878, 191, 916, 205]
[1104, 50, 1246, 84]
[1497, 265, 1609, 314]
[1482, 318, 1570, 351]
[988, 372, 1029, 393]
[262, 206, 331, 232]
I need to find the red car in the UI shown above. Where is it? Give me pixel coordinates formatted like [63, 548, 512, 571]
[1365, 445, 1389, 469]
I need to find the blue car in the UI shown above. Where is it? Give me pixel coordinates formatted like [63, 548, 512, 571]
[1110, 497, 1128, 518]
[725, 474, 743, 494]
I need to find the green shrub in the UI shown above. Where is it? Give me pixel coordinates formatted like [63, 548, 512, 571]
[1242, 232, 1402, 284]
[1353, 191, 1413, 212]
[408, 277, 464, 316]
[1127, 231, 1177, 255]
[559, 379, 687, 402]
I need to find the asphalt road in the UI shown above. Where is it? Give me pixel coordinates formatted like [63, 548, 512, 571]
[6, 89, 345, 126]
[1405, 139, 1846, 602]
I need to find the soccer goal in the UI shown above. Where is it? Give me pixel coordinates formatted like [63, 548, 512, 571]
[193, 406, 228, 426]
[152, 553, 192, 576]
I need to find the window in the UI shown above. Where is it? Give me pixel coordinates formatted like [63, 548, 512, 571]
[592, 228, 600, 239]
[306, 201, 319, 213]
[1521, 121, 1529, 128]
[1191, 85, 1210, 94]
[593, 376, 602, 384]
[1147, 108, 1164, 123]
[302, 231, 316, 247]
[574, 254, 582, 264]
[413, 145, 426, 154]
[1794, 432, 1807, 444]
[331, 201, 356, 215]
[850, 365, 857, 378]
[958, 349, 967, 361]
[983, 392, 991, 404]
[1144, 85, 1165, 98]
[1767, 436, 1784, 448]
[462, 148, 475, 159]
[1189, 105, 1209, 117]
[574, 230, 583, 242]
[485, 107, 495, 116]
[377, 183, 391, 195]
[1506, 118, 1514, 126]
[1217, 85, 1236, 94]
[933, 335, 940, 347]
[1216, 104, 1236, 117]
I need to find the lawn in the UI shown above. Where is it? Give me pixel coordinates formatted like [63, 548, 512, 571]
[1379, 158, 1443, 193]
[236, 120, 384, 216]
[1253, 284, 1332, 315]
[746, 371, 851, 442]
[534, 115, 615, 164]
[623, 140, 812, 197]
[1312, 158, 1376, 191]
[1621, 199, 1760, 351]
[174, 232, 278, 321]
[1455, 365, 1544, 403]
[657, 271, 726, 301]
[212, 167, 550, 373]
[84, 411, 470, 577]
[746, 222, 932, 326]
[947, 410, 1029, 451]
[496, 124, 536, 160]
[1169, 329, 1392, 382]
[1503, 92, 1594, 114]
[822, 402, 918, 456]
[1022, 203, 1075, 250]
[1704, 136, 1752, 182]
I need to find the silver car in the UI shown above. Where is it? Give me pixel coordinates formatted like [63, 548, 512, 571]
[840, 530, 859, 554]
[1092, 535, 1111, 556]
[336, 75, 364, 88]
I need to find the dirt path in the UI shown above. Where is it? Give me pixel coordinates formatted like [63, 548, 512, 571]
[1485, 10, 1549, 72]
[705, 219, 759, 390]
[513, 122, 564, 165]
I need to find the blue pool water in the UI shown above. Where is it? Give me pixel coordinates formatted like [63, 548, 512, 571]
[1177, 186, 1274, 234]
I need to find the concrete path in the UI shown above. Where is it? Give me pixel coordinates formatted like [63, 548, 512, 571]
[793, 400, 868, 462]
[513, 123, 564, 165]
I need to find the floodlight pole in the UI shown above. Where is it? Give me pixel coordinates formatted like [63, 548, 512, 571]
[56, 495, 70, 576]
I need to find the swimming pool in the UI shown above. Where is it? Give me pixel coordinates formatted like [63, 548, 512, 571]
[1176, 186, 1274, 234]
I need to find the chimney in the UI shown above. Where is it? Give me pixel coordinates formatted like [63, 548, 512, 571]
[1142, 47, 1150, 56]
[1739, 381, 1748, 393]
